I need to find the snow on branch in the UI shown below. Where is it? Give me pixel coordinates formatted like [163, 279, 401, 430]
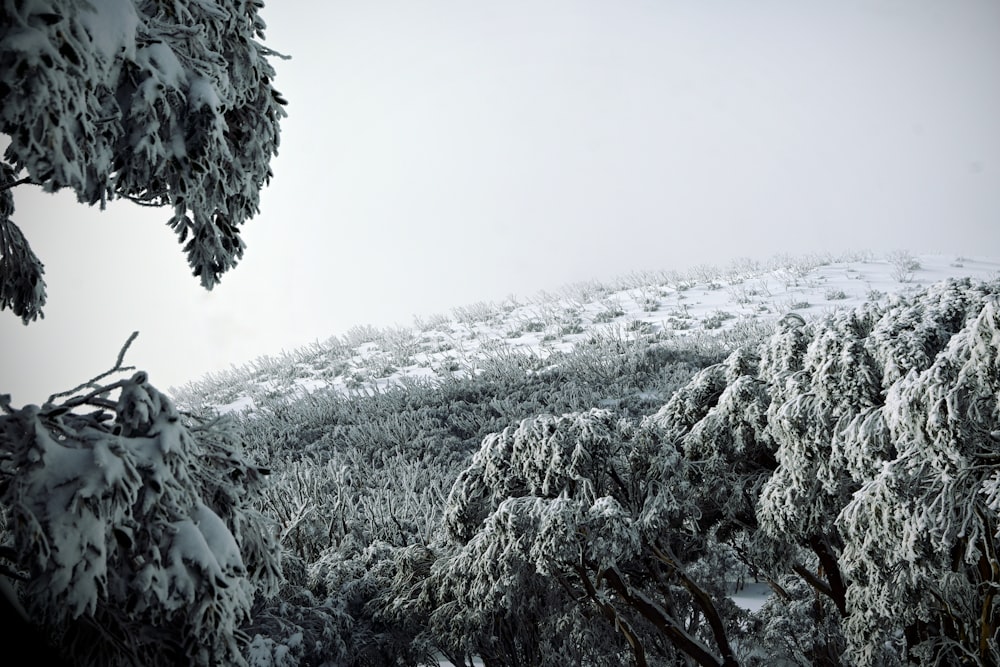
[0, 0, 288, 321]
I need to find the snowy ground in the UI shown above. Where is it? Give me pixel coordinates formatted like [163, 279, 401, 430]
[173, 251, 1000, 415]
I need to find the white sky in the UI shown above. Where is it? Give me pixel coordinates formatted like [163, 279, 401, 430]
[2, 0, 999, 404]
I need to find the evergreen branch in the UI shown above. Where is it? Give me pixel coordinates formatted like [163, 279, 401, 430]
[0, 214, 47, 323]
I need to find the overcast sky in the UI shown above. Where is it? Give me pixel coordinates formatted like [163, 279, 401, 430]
[2, 0, 999, 404]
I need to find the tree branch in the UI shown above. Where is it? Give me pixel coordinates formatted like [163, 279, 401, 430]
[0, 176, 34, 193]
[571, 564, 648, 667]
[649, 543, 739, 667]
[808, 534, 848, 617]
[601, 565, 729, 667]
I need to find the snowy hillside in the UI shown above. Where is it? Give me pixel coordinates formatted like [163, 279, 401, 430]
[10, 249, 1000, 667]
[173, 251, 1000, 413]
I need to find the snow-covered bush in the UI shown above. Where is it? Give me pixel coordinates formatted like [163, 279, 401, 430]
[0, 0, 286, 321]
[836, 293, 1000, 665]
[158, 277, 1000, 664]
[0, 355, 281, 666]
[243, 557, 361, 667]
[199, 334, 723, 664]
[887, 250, 921, 283]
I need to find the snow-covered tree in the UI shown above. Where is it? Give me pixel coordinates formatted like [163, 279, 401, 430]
[646, 344, 775, 545]
[753, 278, 1000, 664]
[0, 2, 293, 661]
[429, 408, 746, 667]
[753, 309, 883, 618]
[0, 0, 287, 322]
[0, 340, 282, 666]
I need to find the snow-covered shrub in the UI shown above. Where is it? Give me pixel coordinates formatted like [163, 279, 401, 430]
[0, 363, 281, 666]
[592, 301, 626, 323]
[836, 295, 1000, 665]
[452, 301, 504, 326]
[703, 309, 735, 329]
[419, 277, 1000, 665]
[392, 536, 624, 667]
[887, 250, 921, 283]
[245, 539, 439, 667]
[243, 562, 340, 667]
[753, 278, 1000, 664]
[824, 289, 848, 301]
[180, 331, 721, 662]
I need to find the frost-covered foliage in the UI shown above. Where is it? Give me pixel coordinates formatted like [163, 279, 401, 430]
[422, 277, 1000, 665]
[744, 576, 848, 666]
[743, 278, 1000, 664]
[0, 0, 286, 321]
[0, 162, 45, 321]
[126, 275, 999, 664]
[242, 553, 361, 667]
[244, 539, 452, 667]
[236, 339, 722, 564]
[0, 366, 282, 666]
[836, 293, 1000, 664]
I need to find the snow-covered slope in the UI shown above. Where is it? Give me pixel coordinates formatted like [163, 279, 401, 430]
[172, 251, 1000, 414]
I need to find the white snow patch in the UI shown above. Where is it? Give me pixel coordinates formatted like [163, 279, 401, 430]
[217, 395, 256, 415]
[78, 0, 139, 61]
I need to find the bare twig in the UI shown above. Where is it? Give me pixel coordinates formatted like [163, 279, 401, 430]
[45, 331, 140, 405]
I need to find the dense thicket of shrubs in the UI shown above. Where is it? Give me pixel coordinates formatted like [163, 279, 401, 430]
[233, 331, 728, 665]
[235, 333, 727, 557]
[240, 277, 1000, 666]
